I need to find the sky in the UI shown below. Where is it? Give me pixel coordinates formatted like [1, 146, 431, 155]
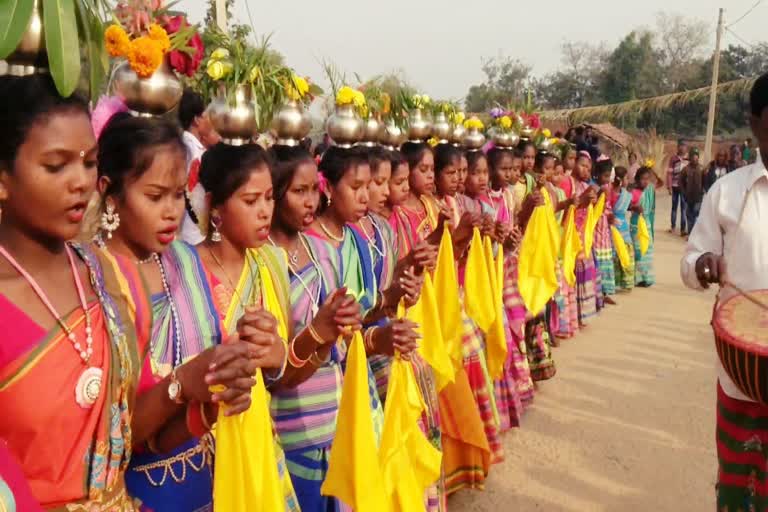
[181, 0, 766, 102]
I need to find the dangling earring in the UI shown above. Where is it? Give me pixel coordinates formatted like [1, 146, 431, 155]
[210, 211, 222, 243]
[326, 193, 332, 207]
[100, 200, 120, 239]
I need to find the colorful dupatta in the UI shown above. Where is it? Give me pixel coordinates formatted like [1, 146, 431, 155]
[0, 243, 151, 510]
[631, 187, 656, 286]
[126, 241, 221, 512]
[209, 245, 299, 512]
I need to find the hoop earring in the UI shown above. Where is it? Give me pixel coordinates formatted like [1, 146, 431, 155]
[100, 200, 120, 239]
[210, 212, 222, 243]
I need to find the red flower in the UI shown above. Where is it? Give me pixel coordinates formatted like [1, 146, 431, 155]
[163, 16, 204, 77]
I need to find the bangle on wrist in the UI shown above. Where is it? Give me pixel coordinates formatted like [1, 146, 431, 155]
[287, 337, 310, 368]
[186, 401, 207, 438]
[306, 322, 326, 345]
[363, 326, 378, 353]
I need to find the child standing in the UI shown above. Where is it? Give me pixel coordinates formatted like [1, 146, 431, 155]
[611, 166, 635, 291]
[593, 158, 617, 303]
[631, 166, 656, 287]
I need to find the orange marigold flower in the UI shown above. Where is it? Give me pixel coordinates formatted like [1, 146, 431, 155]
[105, 24, 131, 58]
[147, 23, 170, 53]
[128, 36, 163, 78]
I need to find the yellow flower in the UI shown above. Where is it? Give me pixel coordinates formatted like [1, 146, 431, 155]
[454, 112, 466, 125]
[542, 128, 552, 138]
[428, 136, 439, 147]
[381, 93, 391, 115]
[249, 66, 261, 83]
[352, 90, 366, 109]
[105, 24, 131, 58]
[286, 74, 310, 100]
[210, 48, 230, 61]
[127, 36, 163, 78]
[206, 59, 232, 80]
[464, 118, 484, 131]
[359, 103, 369, 118]
[500, 116, 512, 129]
[550, 137, 559, 145]
[644, 158, 656, 169]
[147, 23, 170, 53]
[422, 95, 431, 105]
[336, 86, 356, 106]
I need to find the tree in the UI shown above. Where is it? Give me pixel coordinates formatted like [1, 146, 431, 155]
[535, 41, 608, 109]
[464, 55, 532, 111]
[599, 31, 664, 104]
[654, 12, 710, 92]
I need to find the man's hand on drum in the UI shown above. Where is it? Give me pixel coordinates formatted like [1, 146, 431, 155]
[695, 252, 727, 289]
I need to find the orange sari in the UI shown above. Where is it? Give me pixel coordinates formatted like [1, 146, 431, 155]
[0, 244, 150, 510]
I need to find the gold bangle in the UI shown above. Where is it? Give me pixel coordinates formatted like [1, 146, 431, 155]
[306, 323, 326, 345]
[363, 326, 378, 353]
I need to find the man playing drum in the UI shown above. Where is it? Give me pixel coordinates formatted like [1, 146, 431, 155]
[681, 72, 768, 511]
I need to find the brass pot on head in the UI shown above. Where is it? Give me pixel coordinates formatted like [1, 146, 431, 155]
[432, 111, 452, 143]
[112, 58, 183, 117]
[450, 123, 466, 147]
[207, 84, 259, 146]
[520, 126, 535, 140]
[407, 108, 432, 142]
[538, 137, 553, 152]
[3, 0, 47, 76]
[463, 127, 486, 152]
[272, 99, 311, 147]
[326, 103, 364, 148]
[378, 120, 405, 150]
[359, 117, 381, 147]
[492, 130, 520, 149]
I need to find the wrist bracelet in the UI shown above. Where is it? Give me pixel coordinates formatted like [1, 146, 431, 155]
[306, 323, 326, 345]
[287, 337, 310, 368]
[363, 326, 378, 353]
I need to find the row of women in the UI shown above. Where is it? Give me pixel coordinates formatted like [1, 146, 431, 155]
[0, 73, 657, 512]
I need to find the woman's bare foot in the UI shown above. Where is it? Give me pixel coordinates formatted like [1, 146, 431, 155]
[604, 296, 617, 305]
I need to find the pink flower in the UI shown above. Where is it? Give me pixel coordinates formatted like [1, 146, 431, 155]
[164, 16, 204, 76]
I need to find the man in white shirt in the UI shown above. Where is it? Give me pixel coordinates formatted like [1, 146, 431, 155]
[680, 72, 768, 510]
[178, 89, 219, 245]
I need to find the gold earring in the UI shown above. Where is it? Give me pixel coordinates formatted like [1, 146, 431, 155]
[210, 212, 222, 243]
[100, 200, 120, 239]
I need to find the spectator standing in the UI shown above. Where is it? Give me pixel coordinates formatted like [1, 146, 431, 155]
[680, 147, 704, 234]
[667, 139, 689, 235]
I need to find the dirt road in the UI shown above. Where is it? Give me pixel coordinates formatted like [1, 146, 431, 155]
[451, 194, 718, 511]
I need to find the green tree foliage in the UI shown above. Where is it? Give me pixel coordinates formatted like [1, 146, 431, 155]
[464, 56, 532, 112]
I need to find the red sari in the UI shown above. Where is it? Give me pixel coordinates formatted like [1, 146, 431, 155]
[0, 244, 151, 511]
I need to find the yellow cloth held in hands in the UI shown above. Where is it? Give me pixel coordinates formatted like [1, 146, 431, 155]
[213, 258, 288, 512]
[406, 272, 455, 390]
[637, 215, 650, 256]
[611, 226, 631, 269]
[464, 228, 495, 332]
[433, 226, 463, 370]
[584, 192, 605, 256]
[561, 205, 582, 286]
[380, 357, 443, 512]
[482, 238, 508, 380]
[321, 331, 387, 511]
[518, 188, 559, 316]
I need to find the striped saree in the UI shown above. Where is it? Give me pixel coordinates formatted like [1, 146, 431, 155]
[125, 241, 221, 511]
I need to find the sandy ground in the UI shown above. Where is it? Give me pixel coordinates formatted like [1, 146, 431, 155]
[451, 193, 719, 512]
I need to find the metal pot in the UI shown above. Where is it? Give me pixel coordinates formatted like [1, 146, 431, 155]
[407, 108, 432, 142]
[520, 126, 535, 140]
[359, 117, 381, 147]
[450, 123, 466, 147]
[492, 130, 520, 149]
[3, 0, 47, 75]
[432, 111, 451, 143]
[378, 120, 406, 150]
[272, 100, 311, 147]
[538, 138, 553, 152]
[112, 58, 183, 117]
[207, 84, 259, 146]
[463, 128, 486, 152]
[326, 103, 363, 148]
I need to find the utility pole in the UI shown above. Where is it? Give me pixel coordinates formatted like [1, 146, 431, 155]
[215, 0, 228, 33]
[704, 8, 725, 163]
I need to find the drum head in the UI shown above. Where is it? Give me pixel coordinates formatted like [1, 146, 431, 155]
[714, 290, 768, 355]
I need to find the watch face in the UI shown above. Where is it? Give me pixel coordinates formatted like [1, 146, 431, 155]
[168, 381, 181, 401]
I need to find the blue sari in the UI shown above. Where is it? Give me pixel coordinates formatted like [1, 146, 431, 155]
[125, 241, 221, 512]
[631, 186, 655, 286]
[612, 188, 636, 291]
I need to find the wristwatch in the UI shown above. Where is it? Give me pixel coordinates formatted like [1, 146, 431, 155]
[168, 367, 185, 404]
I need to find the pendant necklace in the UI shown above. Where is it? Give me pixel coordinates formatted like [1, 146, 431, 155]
[0, 244, 101, 408]
[268, 235, 299, 266]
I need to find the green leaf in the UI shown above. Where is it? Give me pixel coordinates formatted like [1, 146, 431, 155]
[0, 0, 35, 59]
[43, 0, 81, 97]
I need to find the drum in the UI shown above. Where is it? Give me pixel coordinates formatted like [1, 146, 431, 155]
[712, 289, 768, 405]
